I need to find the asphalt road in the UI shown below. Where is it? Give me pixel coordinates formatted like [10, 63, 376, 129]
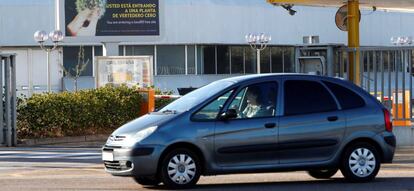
[1, 142, 414, 191]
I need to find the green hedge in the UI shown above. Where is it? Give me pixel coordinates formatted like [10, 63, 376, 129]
[154, 89, 176, 110]
[155, 97, 176, 110]
[17, 85, 143, 139]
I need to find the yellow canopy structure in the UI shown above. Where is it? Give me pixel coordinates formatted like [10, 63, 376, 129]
[267, 0, 414, 85]
[267, 0, 414, 11]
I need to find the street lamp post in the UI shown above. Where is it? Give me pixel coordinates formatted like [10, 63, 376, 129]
[34, 30, 64, 93]
[245, 33, 271, 74]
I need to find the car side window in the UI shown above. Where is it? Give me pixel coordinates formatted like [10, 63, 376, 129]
[228, 82, 278, 119]
[192, 90, 234, 120]
[284, 80, 337, 116]
[323, 81, 365, 110]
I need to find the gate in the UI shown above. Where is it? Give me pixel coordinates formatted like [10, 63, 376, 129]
[338, 47, 414, 124]
[0, 54, 17, 146]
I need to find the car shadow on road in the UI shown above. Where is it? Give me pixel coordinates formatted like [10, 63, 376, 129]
[146, 177, 414, 191]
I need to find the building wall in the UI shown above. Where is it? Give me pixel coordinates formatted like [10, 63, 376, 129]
[0, 47, 62, 96]
[2, 0, 414, 94]
[120, 44, 295, 93]
[1, 0, 414, 46]
[0, 0, 55, 46]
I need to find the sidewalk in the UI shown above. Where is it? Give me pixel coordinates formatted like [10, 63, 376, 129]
[392, 146, 414, 165]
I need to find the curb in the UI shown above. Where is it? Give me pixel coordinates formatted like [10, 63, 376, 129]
[18, 134, 109, 146]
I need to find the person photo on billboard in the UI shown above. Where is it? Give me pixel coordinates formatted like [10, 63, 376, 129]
[67, 0, 106, 36]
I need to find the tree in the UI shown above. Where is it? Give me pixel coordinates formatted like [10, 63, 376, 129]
[60, 46, 90, 92]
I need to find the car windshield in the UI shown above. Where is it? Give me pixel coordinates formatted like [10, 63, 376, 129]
[159, 80, 235, 113]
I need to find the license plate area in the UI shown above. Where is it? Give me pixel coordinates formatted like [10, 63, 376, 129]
[102, 151, 114, 161]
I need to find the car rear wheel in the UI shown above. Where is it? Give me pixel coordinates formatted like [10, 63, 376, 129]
[340, 142, 380, 182]
[160, 148, 201, 189]
[133, 176, 160, 186]
[308, 169, 338, 179]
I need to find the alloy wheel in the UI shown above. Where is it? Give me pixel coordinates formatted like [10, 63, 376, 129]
[348, 148, 376, 178]
[167, 154, 197, 184]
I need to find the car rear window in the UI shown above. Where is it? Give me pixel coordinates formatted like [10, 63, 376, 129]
[284, 80, 338, 116]
[323, 81, 365, 110]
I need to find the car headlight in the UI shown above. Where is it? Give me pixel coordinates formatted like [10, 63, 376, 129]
[124, 126, 158, 147]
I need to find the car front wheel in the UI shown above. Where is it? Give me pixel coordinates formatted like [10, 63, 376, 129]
[160, 148, 201, 189]
[340, 143, 380, 182]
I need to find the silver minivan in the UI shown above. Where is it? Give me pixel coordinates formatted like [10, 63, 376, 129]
[103, 74, 395, 189]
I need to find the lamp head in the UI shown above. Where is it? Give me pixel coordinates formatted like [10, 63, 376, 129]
[49, 30, 64, 43]
[246, 33, 257, 44]
[34, 30, 48, 43]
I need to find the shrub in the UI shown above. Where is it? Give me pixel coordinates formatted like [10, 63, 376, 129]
[17, 85, 143, 139]
[154, 88, 176, 110]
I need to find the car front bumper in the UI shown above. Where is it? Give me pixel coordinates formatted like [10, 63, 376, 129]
[102, 145, 163, 177]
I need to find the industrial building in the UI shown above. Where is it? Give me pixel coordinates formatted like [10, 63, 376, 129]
[1, 0, 414, 96]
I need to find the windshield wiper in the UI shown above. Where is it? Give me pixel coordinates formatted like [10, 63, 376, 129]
[161, 109, 178, 114]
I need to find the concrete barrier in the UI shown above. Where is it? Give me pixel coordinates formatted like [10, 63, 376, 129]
[18, 134, 109, 146]
[394, 126, 414, 146]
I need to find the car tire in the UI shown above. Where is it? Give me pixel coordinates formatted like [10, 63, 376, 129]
[308, 169, 338, 179]
[160, 148, 201, 189]
[340, 142, 381, 182]
[133, 176, 160, 186]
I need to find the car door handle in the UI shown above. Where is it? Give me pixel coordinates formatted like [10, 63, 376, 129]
[327, 116, 338, 122]
[264, 123, 276, 128]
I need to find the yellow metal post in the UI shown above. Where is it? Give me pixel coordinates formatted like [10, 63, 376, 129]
[347, 0, 361, 85]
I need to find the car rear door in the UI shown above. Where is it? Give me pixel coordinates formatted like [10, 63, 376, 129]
[277, 77, 346, 164]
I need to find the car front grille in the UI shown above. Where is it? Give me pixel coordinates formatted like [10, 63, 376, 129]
[104, 161, 132, 171]
[104, 161, 122, 170]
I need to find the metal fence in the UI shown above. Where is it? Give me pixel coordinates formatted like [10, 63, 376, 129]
[0, 54, 17, 146]
[338, 47, 414, 123]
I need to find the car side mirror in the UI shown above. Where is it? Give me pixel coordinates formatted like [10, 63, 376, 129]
[219, 109, 238, 120]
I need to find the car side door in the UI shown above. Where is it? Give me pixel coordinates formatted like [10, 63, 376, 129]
[277, 78, 346, 164]
[213, 81, 280, 167]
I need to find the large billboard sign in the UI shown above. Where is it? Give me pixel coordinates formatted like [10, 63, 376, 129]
[65, 0, 159, 36]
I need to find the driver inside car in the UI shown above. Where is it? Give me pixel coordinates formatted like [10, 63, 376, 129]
[240, 86, 273, 118]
